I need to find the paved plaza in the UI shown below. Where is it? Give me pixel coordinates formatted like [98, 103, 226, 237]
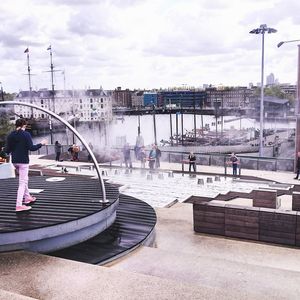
[1, 155, 300, 299]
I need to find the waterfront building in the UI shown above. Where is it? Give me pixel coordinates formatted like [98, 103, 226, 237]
[206, 87, 255, 109]
[278, 84, 297, 98]
[14, 88, 113, 122]
[73, 89, 113, 122]
[157, 90, 206, 108]
[143, 92, 158, 107]
[131, 91, 144, 108]
[113, 87, 132, 108]
[256, 96, 290, 118]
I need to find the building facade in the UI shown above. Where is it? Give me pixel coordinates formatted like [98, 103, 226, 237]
[131, 91, 144, 108]
[143, 92, 158, 107]
[14, 88, 113, 122]
[206, 87, 255, 109]
[157, 90, 207, 108]
[112, 87, 132, 108]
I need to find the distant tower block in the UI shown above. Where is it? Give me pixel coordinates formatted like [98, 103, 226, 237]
[215, 176, 221, 181]
[197, 178, 204, 185]
[158, 173, 164, 180]
[147, 174, 153, 180]
[207, 177, 213, 183]
[168, 171, 174, 178]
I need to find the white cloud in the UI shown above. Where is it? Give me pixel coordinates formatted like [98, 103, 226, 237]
[0, 0, 300, 93]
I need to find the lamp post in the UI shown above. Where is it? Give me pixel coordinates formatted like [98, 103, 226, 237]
[0, 82, 4, 101]
[277, 39, 300, 169]
[250, 24, 277, 157]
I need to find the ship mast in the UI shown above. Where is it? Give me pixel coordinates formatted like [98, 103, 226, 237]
[24, 48, 33, 117]
[47, 45, 55, 144]
[47, 45, 55, 113]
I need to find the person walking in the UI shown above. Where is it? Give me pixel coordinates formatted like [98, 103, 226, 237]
[148, 144, 157, 170]
[123, 143, 132, 168]
[135, 132, 144, 160]
[139, 146, 146, 168]
[294, 152, 300, 179]
[5, 118, 47, 212]
[87, 142, 93, 162]
[228, 152, 239, 176]
[54, 141, 62, 161]
[188, 152, 197, 172]
[155, 145, 161, 168]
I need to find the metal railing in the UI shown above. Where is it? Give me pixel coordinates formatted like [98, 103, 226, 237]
[34, 145, 295, 173]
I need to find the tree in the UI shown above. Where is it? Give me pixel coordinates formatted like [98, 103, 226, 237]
[0, 110, 14, 148]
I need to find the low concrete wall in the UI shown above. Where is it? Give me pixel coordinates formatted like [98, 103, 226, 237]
[292, 192, 300, 211]
[193, 200, 300, 247]
[253, 189, 280, 209]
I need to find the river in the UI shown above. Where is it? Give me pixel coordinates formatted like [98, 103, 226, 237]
[33, 113, 295, 152]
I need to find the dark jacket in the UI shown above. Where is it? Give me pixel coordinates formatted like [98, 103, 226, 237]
[188, 154, 196, 163]
[55, 142, 62, 153]
[5, 129, 42, 164]
[297, 157, 300, 169]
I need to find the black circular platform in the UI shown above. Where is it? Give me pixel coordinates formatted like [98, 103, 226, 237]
[50, 193, 157, 265]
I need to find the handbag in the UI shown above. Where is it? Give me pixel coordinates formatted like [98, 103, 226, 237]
[0, 162, 16, 179]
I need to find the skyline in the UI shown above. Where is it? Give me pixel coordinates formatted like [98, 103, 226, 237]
[1, 0, 300, 93]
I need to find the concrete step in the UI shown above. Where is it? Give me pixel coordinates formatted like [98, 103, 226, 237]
[0, 251, 251, 300]
[107, 245, 300, 299]
[0, 289, 37, 300]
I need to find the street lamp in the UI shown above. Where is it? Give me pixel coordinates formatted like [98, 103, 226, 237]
[250, 24, 277, 156]
[0, 82, 4, 101]
[277, 39, 300, 169]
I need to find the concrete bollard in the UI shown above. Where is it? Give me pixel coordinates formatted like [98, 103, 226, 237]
[168, 171, 174, 178]
[147, 174, 153, 180]
[114, 169, 119, 175]
[197, 178, 204, 185]
[101, 170, 108, 176]
[207, 177, 213, 183]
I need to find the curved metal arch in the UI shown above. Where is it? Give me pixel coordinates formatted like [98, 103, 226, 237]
[0, 101, 108, 203]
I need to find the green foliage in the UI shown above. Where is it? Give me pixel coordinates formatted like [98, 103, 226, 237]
[3, 92, 16, 101]
[0, 111, 14, 147]
[264, 86, 285, 98]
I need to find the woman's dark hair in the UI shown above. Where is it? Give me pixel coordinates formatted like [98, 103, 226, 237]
[15, 118, 27, 128]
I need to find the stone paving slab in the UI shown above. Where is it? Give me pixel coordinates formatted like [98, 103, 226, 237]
[107, 245, 300, 299]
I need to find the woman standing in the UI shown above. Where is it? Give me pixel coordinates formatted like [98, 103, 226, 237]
[54, 141, 62, 161]
[5, 119, 47, 212]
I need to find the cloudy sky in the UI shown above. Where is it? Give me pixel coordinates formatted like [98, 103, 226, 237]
[1, 0, 300, 93]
